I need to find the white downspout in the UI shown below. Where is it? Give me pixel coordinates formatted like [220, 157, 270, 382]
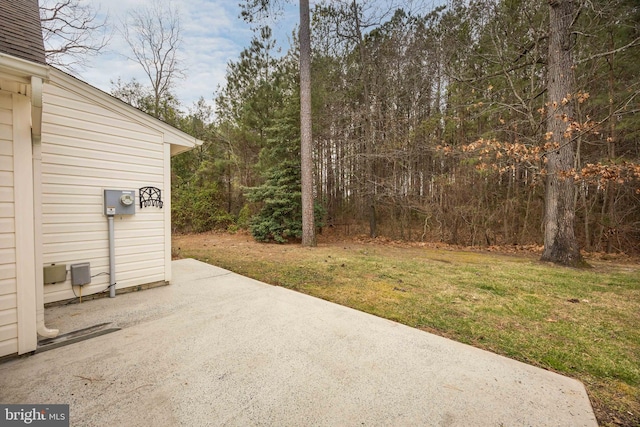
[32, 76, 58, 338]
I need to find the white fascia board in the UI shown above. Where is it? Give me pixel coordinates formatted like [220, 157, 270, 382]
[171, 144, 198, 156]
[48, 68, 202, 155]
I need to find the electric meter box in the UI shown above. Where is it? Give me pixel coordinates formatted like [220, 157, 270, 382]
[43, 263, 67, 285]
[70, 262, 91, 286]
[104, 189, 136, 216]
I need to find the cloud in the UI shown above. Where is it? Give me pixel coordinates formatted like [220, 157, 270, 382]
[75, 1, 249, 109]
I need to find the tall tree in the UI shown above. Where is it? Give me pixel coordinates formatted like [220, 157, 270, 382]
[241, 47, 323, 243]
[300, 0, 316, 246]
[171, 99, 235, 233]
[215, 28, 282, 190]
[572, 0, 640, 252]
[120, 0, 184, 120]
[240, 0, 318, 246]
[314, 0, 413, 238]
[540, 0, 584, 266]
[39, 0, 110, 72]
[222, 0, 639, 252]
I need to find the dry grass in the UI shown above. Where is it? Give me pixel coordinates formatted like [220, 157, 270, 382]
[173, 231, 640, 426]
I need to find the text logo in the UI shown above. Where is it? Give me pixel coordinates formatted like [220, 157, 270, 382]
[1, 405, 69, 426]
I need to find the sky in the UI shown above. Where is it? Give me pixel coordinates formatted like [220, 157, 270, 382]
[77, 0, 299, 113]
[74, 0, 443, 114]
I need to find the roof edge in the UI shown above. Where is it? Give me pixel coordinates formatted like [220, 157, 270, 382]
[0, 53, 49, 80]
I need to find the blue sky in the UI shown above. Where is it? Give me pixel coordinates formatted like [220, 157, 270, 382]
[76, 0, 444, 113]
[78, 0, 299, 112]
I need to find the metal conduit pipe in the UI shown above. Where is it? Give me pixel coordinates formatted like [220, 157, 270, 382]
[108, 214, 116, 298]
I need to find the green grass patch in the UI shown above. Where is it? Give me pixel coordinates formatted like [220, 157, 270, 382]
[174, 235, 640, 426]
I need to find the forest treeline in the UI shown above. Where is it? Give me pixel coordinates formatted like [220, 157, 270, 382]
[164, 0, 638, 252]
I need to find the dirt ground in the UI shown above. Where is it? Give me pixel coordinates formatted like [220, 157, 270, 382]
[172, 229, 639, 265]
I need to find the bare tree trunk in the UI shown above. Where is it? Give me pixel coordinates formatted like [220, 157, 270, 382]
[540, 0, 585, 266]
[349, 0, 377, 238]
[605, 31, 616, 254]
[300, 0, 316, 247]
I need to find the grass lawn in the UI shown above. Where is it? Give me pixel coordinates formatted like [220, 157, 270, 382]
[173, 232, 640, 426]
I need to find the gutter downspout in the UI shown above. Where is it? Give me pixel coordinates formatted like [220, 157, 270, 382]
[31, 76, 58, 339]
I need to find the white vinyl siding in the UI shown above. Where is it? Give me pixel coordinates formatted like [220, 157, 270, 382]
[0, 92, 18, 357]
[41, 75, 167, 303]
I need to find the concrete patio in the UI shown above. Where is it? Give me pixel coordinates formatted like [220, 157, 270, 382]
[0, 258, 597, 426]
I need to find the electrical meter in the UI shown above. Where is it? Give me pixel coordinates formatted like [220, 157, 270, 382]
[104, 190, 136, 215]
[120, 193, 134, 206]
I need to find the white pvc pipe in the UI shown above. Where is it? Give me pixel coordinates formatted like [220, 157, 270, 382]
[108, 215, 116, 298]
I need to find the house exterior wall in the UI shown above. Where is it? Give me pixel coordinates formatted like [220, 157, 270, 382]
[40, 72, 169, 304]
[0, 91, 18, 357]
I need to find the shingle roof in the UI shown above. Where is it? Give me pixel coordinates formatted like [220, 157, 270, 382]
[0, 0, 46, 65]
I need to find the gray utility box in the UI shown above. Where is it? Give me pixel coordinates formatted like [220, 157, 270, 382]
[104, 189, 136, 216]
[70, 262, 91, 286]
